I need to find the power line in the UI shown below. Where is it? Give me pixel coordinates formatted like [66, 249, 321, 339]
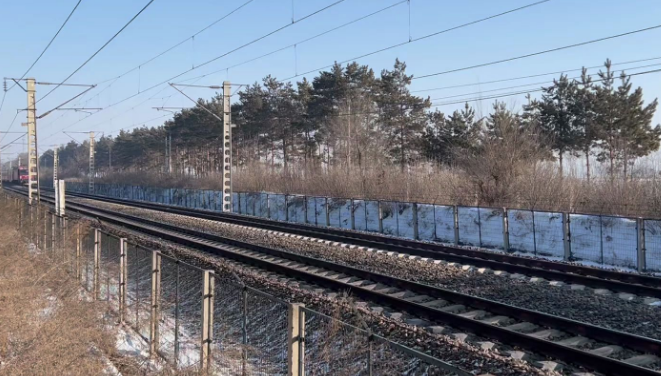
[92, 0, 256, 87]
[8, 0, 84, 92]
[38, 0, 157, 103]
[44, 0, 348, 140]
[178, 0, 407, 84]
[429, 67, 661, 107]
[411, 55, 661, 93]
[414, 23, 661, 80]
[280, 0, 551, 81]
[429, 62, 661, 101]
[0, 112, 21, 145]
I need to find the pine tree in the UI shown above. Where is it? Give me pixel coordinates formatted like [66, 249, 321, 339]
[524, 74, 583, 176]
[376, 59, 430, 171]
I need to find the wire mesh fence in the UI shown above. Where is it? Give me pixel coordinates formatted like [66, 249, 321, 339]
[158, 254, 205, 370]
[302, 307, 468, 376]
[125, 242, 153, 341]
[11, 199, 469, 376]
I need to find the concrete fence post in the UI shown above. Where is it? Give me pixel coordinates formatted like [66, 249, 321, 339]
[76, 223, 82, 281]
[303, 196, 308, 224]
[43, 211, 48, 250]
[350, 199, 355, 230]
[119, 238, 128, 323]
[502, 208, 510, 252]
[200, 270, 215, 373]
[412, 203, 419, 240]
[18, 201, 22, 230]
[62, 218, 68, 253]
[267, 194, 271, 219]
[50, 213, 56, 251]
[378, 201, 383, 233]
[637, 218, 647, 272]
[562, 213, 572, 260]
[94, 229, 101, 300]
[325, 197, 330, 227]
[285, 195, 289, 221]
[149, 251, 162, 357]
[453, 205, 460, 245]
[288, 303, 305, 376]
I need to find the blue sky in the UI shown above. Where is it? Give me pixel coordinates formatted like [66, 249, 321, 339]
[1, 0, 661, 158]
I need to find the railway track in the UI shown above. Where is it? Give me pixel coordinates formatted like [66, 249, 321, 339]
[9, 187, 661, 376]
[50, 188, 661, 300]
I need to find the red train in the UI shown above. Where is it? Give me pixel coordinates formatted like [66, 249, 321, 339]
[11, 166, 29, 185]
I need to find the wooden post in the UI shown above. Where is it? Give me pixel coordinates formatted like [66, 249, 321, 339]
[562, 212, 571, 261]
[502, 208, 510, 252]
[453, 205, 460, 245]
[119, 238, 128, 323]
[637, 218, 647, 272]
[94, 229, 101, 300]
[200, 270, 215, 373]
[149, 251, 162, 357]
[287, 303, 305, 376]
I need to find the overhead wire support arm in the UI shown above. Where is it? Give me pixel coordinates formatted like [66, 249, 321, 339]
[168, 82, 233, 211]
[168, 83, 224, 123]
[38, 85, 97, 119]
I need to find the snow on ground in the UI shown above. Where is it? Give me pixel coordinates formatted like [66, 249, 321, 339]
[69, 183, 661, 272]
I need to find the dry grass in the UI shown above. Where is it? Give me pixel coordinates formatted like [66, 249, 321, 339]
[0, 197, 201, 376]
[98, 161, 661, 218]
[0, 201, 114, 375]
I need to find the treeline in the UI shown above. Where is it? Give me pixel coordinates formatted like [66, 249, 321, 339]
[41, 59, 660, 181]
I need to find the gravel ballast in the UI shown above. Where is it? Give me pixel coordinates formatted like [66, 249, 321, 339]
[76, 199, 661, 341]
[90, 217, 553, 376]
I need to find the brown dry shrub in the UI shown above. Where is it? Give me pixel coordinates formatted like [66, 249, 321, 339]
[0, 203, 114, 375]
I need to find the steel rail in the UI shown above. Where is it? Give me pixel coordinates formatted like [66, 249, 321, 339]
[53, 189, 661, 299]
[10, 187, 660, 376]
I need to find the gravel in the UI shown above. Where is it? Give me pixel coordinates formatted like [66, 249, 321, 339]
[84, 199, 661, 338]
[91, 217, 552, 376]
[75, 198, 661, 367]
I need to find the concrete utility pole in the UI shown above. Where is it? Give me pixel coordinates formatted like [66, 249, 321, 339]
[222, 81, 232, 212]
[25, 78, 39, 204]
[168, 81, 234, 211]
[53, 148, 58, 185]
[89, 131, 95, 194]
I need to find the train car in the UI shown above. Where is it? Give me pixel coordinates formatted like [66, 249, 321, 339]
[11, 167, 29, 185]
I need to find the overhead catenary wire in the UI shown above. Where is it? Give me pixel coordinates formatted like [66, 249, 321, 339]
[177, 0, 407, 84]
[0, 112, 21, 145]
[44, 0, 348, 141]
[280, 0, 551, 81]
[429, 62, 661, 102]
[411, 55, 661, 93]
[37, 0, 157, 104]
[414, 23, 661, 80]
[92, 0, 256, 87]
[7, 0, 84, 92]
